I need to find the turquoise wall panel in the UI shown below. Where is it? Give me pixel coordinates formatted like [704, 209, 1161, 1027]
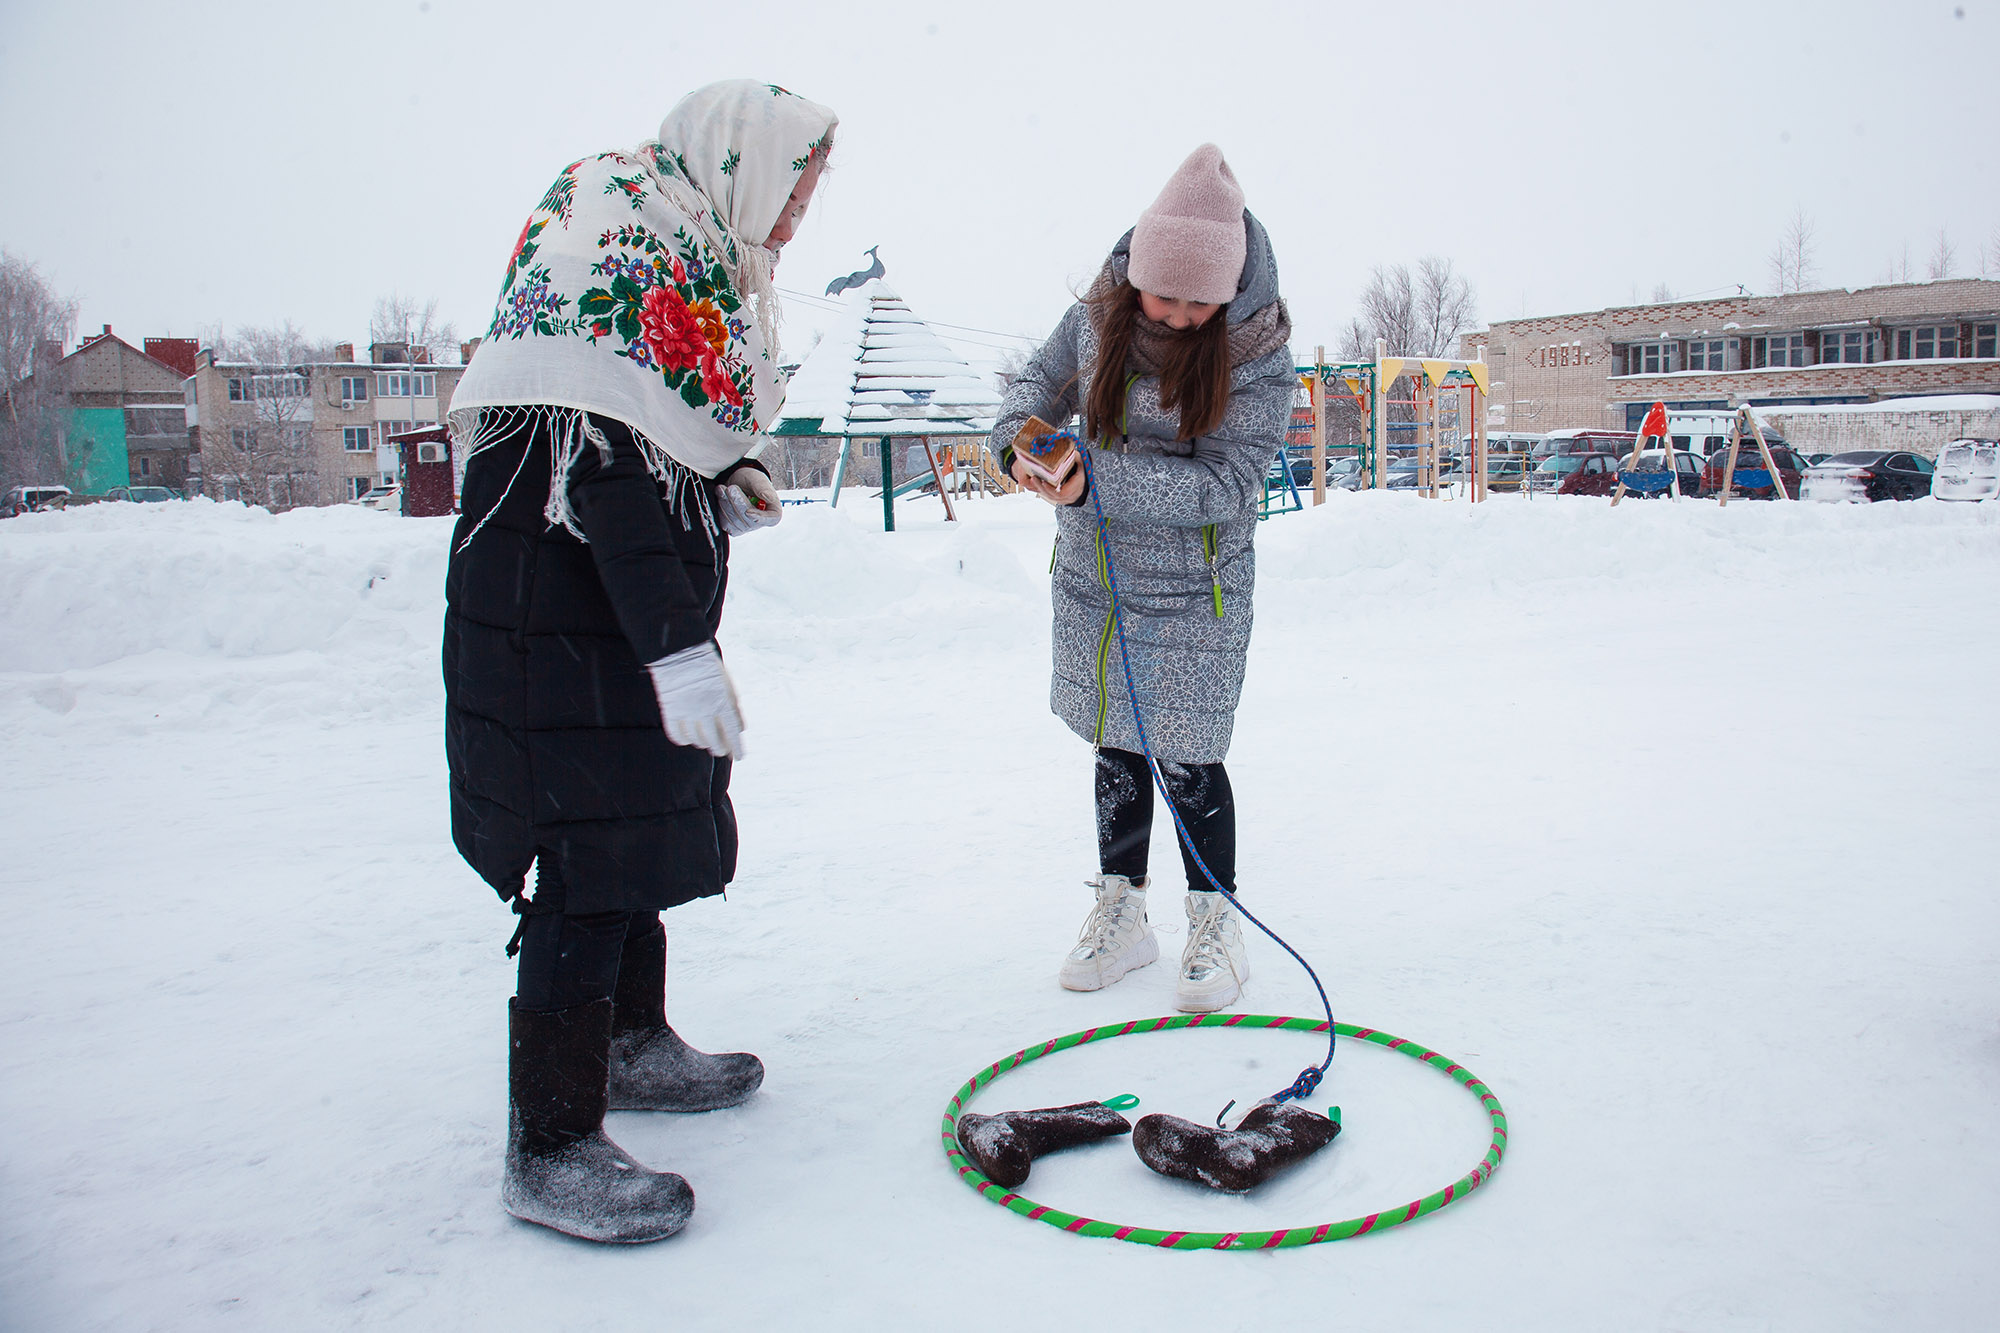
[66, 408, 129, 493]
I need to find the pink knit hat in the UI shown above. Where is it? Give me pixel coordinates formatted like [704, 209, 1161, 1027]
[1127, 144, 1246, 306]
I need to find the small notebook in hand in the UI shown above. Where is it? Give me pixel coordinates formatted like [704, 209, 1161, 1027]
[1012, 416, 1079, 486]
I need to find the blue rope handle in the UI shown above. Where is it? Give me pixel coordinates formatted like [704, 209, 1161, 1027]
[1076, 444, 1336, 1107]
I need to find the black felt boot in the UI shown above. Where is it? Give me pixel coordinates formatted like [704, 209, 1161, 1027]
[955, 1102, 1134, 1188]
[504, 998, 695, 1243]
[1132, 1101, 1341, 1193]
[607, 919, 764, 1112]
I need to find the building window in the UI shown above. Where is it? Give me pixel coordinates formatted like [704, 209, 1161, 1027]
[340, 376, 368, 403]
[348, 476, 375, 500]
[246, 374, 307, 400]
[342, 426, 373, 452]
[139, 456, 151, 476]
[375, 372, 436, 397]
[1752, 334, 1806, 368]
[1896, 325, 1960, 360]
[1819, 330, 1868, 364]
[230, 427, 258, 452]
[380, 421, 416, 448]
[1973, 323, 1996, 359]
[1686, 339, 1726, 371]
[1623, 342, 1675, 375]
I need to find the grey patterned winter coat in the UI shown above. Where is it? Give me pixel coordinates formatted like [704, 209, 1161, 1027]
[993, 214, 1295, 764]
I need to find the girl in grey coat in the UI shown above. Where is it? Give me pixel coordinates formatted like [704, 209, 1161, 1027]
[991, 145, 1294, 1012]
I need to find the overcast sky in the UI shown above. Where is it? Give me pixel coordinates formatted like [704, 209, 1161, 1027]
[3, 0, 1995, 365]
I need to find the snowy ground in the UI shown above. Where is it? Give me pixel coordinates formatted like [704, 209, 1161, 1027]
[3, 488, 1997, 1331]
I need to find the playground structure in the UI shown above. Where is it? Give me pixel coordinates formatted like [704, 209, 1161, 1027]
[769, 273, 1005, 531]
[1712, 405, 1792, 505]
[1608, 402, 1681, 505]
[1299, 339, 1491, 502]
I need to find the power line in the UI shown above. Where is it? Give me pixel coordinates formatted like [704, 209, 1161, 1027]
[775, 285, 1042, 351]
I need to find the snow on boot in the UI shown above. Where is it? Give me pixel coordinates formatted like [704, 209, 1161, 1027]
[1175, 890, 1249, 1012]
[504, 997, 695, 1243]
[1132, 1101, 1340, 1193]
[1059, 874, 1158, 991]
[955, 1102, 1134, 1189]
[608, 918, 764, 1112]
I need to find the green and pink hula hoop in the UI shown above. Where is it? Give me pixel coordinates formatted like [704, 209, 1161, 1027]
[941, 1013, 1508, 1250]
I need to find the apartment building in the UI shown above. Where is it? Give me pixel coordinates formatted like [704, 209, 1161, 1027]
[1465, 278, 2000, 450]
[188, 340, 474, 505]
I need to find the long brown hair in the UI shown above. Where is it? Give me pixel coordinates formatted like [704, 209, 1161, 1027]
[1084, 281, 1232, 443]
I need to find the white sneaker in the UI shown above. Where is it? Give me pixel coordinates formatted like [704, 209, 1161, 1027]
[1059, 875, 1158, 991]
[1176, 891, 1249, 1012]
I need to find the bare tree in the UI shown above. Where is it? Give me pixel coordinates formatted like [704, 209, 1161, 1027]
[1767, 208, 1818, 294]
[1927, 229, 1957, 281]
[197, 322, 337, 510]
[370, 293, 459, 362]
[1650, 282, 1676, 304]
[1350, 258, 1477, 358]
[991, 342, 1031, 391]
[207, 319, 339, 366]
[1883, 241, 1915, 285]
[0, 250, 81, 490]
[1333, 316, 1373, 362]
[1985, 222, 2000, 277]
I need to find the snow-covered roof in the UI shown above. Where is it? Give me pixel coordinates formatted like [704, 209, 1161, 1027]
[1759, 394, 2000, 417]
[773, 279, 1001, 438]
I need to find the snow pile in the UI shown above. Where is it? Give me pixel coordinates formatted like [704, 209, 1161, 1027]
[3, 492, 1998, 1329]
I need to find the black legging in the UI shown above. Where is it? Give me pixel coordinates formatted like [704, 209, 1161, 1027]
[513, 858, 661, 1011]
[1095, 746, 1235, 894]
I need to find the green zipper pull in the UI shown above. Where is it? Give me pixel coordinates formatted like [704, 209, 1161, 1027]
[1203, 523, 1224, 618]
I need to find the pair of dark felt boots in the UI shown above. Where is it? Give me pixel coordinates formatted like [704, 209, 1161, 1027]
[956, 1099, 1341, 1194]
[505, 925, 763, 1244]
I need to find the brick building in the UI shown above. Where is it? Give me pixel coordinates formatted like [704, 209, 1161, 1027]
[188, 340, 474, 506]
[6, 327, 197, 493]
[1464, 278, 2000, 450]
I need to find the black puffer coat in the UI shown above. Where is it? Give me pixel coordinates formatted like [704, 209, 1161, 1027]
[443, 408, 752, 915]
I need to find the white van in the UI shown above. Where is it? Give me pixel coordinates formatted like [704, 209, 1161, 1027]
[1933, 439, 1999, 502]
[2, 484, 71, 517]
[1666, 411, 1738, 459]
[1461, 431, 1545, 455]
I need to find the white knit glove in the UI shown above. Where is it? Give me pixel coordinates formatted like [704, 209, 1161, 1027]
[645, 642, 746, 760]
[716, 467, 782, 536]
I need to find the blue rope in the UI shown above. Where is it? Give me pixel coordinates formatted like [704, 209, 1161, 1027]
[1076, 443, 1336, 1107]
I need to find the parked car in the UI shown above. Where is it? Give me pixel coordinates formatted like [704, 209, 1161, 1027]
[1280, 453, 1361, 490]
[1799, 450, 1935, 503]
[2, 484, 72, 517]
[1482, 455, 1534, 492]
[101, 485, 180, 503]
[1931, 439, 1999, 502]
[1318, 456, 1364, 490]
[1554, 452, 1626, 497]
[348, 485, 403, 512]
[1461, 431, 1547, 458]
[1383, 455, 1456, 491]
[1534, 428, 1638, 459]
[1531, 451, 1619, 494]
[1701, 443, 1808, 499]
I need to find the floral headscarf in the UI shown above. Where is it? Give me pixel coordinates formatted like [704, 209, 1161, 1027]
[449, 80, 838, 528]
[640, 81, 837, 357]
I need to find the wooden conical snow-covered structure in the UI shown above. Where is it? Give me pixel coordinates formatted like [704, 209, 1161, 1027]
[771, 278, 1003, 530]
